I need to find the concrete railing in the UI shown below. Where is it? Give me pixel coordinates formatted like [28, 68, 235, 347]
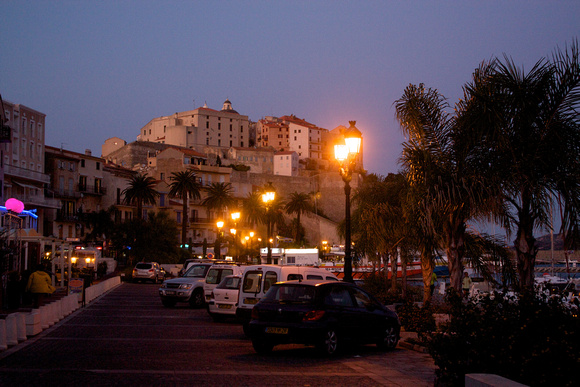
[1, 276, 122, 351]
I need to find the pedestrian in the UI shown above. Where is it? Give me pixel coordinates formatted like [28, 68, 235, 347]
[462, 271, 472, 298]
[25, 263, 56, 308]
[430, 271, 437, 296]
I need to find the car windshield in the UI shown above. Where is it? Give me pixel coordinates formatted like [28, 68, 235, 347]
[217, 276, 241, 290]
[263, 284, 316, 304]
[135, 263, 152, 269]
[183, 264, 210, 278]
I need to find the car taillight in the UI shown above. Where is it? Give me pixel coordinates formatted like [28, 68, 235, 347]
[251, 307, 260, 320]
[148, 269, 154, 273]
[303, 310, 325, 321]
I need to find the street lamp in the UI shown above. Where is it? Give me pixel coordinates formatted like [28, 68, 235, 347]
[334, 121, 362, 283]
[230, 212, 241, 261]
[215, 220, 224, 260]
[262, 182, 276, 264]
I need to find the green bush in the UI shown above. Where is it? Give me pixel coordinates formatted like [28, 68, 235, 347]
[427, 290, 579, 386]
[396, 300, 436, 334]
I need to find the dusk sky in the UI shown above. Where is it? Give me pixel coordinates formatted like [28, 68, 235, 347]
[2, 1, 579, 177]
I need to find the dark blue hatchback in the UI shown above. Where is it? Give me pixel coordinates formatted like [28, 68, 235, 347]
[247, 280, 400, 355]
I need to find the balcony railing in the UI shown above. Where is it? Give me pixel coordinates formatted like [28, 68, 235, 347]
[3, 164, 50, 184]
[78, 184, 106, 195]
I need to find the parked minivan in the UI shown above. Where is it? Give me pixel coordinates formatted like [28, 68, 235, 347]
[236, 265, 338, 328]
[203, 263, 245, 303]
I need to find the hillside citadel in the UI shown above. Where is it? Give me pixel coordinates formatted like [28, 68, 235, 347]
[1, 98, 363, 261]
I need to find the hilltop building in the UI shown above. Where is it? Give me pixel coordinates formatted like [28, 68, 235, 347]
[137, 99, 251, 149]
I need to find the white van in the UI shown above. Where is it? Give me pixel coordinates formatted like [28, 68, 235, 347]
[235, 265, 338, 324]
[203, 264, 245, 303]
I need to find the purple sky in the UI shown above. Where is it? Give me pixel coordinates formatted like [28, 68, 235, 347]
[2, 1, 579, 177]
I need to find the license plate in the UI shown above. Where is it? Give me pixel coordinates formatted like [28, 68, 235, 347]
[165, 291, 175, 295]
[244, 298, 259, 305]
[265, 327, 288, 334]
[218, 304, 232, 309]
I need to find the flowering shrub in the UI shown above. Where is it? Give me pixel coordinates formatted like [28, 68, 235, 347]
[427, 290, 579, 386]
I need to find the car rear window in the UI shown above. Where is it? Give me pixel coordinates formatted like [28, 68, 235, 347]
[135, 263, 152, 269]
[217, 276, 241, 290]
[242, 271, 263, 293]
[263, 285, 316, 304]
[206, 268, 234, 284]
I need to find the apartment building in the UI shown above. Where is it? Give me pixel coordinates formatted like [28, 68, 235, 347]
[138, 99, 250, 149]
[1, 100, 58, 235]
[258, 115, 328, 161]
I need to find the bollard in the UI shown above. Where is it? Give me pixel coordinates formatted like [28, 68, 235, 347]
[39, 305, 49, 330]
[15, 313, 27, 342]
[0, 319, 7, 351]
[5, 314, 19, 346]
[57, 299, 65, 320]
[25, 309, 42, 337]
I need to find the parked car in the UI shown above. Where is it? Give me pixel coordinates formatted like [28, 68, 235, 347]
[203, 264, 245, 303]
[236, 264, 338, 331]
[207, 275, 242, 321]
[247, 280, 400, 356]
[158, 262, 213, 307]
[132, 262, 164, 283]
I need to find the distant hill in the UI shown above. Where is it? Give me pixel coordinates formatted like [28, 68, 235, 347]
[535, 233, 564, 250]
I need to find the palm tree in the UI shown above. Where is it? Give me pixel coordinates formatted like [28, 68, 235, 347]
[202, 182, 237, 220]
[242, 191, 265, 230]
[462, 42, 580, 289]
[284, 192, 313, 243]
[395, 82, 502, 293]
[122, 173, 159, 220]
[169, 169, 202, 248]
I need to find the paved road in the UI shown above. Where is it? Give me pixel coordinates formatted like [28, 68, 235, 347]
[0, 283, 437, 386]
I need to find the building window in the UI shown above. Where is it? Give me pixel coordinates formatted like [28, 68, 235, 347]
[96, 162, 100, 170]
[160, 172, 164, 180]
[230, 124, 232, 131]
[218, 123, 221, 130]
[94, 178, 102, 193]
[176, 212, 182, 224]
[81, 159, 85, 167]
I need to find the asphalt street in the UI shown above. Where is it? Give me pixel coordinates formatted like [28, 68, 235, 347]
[0, 282, 437, 386]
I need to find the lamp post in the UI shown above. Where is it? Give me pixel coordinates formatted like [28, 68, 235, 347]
[215, 220, 224, 260]
[262, 182, 276, 264]
[334, 121, 362, 283]
[230, 212, 240, 261]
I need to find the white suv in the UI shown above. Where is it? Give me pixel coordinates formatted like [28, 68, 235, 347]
[159, 262, 213, 308]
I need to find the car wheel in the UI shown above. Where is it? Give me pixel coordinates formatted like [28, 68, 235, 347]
[189, 289, 205, 308]
[376, 324, 399, 350]
[317, 329, 339, 356]
[162, 299, 176, 307]
[252, 339, 274, 354]
[242, 323, 251, 337]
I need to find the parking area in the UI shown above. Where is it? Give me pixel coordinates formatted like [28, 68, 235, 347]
[0, 282, 437, 386]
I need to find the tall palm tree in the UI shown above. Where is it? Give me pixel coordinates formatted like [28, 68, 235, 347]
[202, 182, 237, 220]
[242, 191, 266, 230]
[169, 169, 202, 248]
[284, 192, 313, 242]
[462, 42, 580, 289]
[395, 83, 501, 292]
[122, 173, 159, 220]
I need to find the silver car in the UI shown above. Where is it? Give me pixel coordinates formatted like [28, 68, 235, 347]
[132, 262, 164, 283]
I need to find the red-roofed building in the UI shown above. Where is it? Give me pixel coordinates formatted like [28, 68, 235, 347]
[257, 115, 327, 161]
